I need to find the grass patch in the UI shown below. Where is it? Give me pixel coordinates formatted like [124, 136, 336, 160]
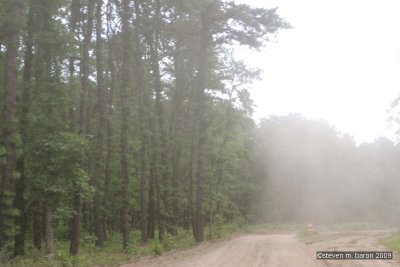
[243, 223, 303, 233]
[5, 230, 196, 267]
[318, 222, 391, 232]
[380, 231, 400, 252]
[207, 222, 304, 240]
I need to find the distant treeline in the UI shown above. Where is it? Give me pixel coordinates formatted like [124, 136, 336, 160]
[253, 114, 400, 225]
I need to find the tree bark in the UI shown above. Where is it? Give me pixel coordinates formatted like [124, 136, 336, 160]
[44, 205, 54, 255]
[0, 0, 22, 253]
[93, 0, 105, 248]
[143, 0, 169, 240]
[32, 200, 42, 250]
[70, 0, 95, 256]
[103, 0, 116, 242]
[135, 0, 150, 244]
[194, 7, 211, 243]
[68, 0, 80, 132]
[120, 0, 132, 250]
[14, 1, 34, 256]
[147, 162, 155, 239]
[169, 39, 187, 233]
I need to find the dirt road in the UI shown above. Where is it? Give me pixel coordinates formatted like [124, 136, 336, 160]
[120, 230, 399, 267]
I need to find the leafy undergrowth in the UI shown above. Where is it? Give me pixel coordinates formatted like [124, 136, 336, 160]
[5, 234, 130, 267]
[5, 230, 195, 267]
[380, 231, 400, 252]
[5, 223, 307, 267]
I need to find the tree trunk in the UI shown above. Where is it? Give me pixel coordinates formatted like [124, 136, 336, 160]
[32, 200, 42, 250]
[70, 0, 94, 256]
[189, 133, 197, 239]
[120, 0, 132, 250]
[0, 0, 22, 253]
[143, 0, 169, 240]
[44, 205, 54, 255]
[68, 0, 80, 132]
[169, 39, 186, 232]
[134, 0, 150, 244]
[13, 1, 34, 256]
[103, 0, 116, 242]
[93, 0, 105, 248]
[194, 7, 211, 243]
[156, 171, 164, 240]
[147, 165, 155, 239]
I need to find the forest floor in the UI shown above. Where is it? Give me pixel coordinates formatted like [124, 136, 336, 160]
[120, 230, 399, 267]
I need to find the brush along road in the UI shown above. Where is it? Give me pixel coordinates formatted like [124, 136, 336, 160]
[120, 230, 399, 267]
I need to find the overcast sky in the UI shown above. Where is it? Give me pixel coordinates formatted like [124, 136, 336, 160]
[235, 0, 400, 143]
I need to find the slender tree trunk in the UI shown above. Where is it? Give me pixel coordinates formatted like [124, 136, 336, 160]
[103, 0, 116, 241]
[188, 102, 198, 238]
[194, 94, 206, 243]
[93, 0, 105, 248]
[189, 121, 197, 239]
[143, 0, 169, 240]
[135, 0, 150, 244]
[156, 171, 164, 240]
[13, 2, 34, 255]
[194, 8, 211, 243]
[32, 0, 54, 252]
[208, 90, 234, 238]
[147, 163, 155, 239]
[70, 0, 94, 256]
[120, 0, 132, 250]
[0, 0, 22, 254]
[169, 40, 186, 232]
[139, 110, 149, 244]
[32, 200, 42, 250]
[44, 205, 54, 255]
[68, 0, 80, 132]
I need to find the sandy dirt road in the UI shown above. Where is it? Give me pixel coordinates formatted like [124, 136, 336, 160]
[120, 230, 399, 267]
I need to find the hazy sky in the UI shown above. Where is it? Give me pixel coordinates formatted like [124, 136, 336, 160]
[235, 0, 400, 143]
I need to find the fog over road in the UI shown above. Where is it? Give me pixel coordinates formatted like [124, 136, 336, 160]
[121, 230, 399, 267]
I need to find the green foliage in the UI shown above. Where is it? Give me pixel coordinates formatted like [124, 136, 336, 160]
[223, 2, 291, 48]
[161, 231, 195, 251]
[0, 243, 13, 264]
[30, 132, 89, 203]
[6, 235, 131, 267]
[2, 207, 20, 217]
[0, 145, 5, 165]
[0, 0, 291, 261]
[126, 230, 195, 256]
[54, 223, 70, 241]
[152, 241, 163, 255]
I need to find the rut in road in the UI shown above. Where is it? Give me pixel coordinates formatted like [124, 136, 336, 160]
[120, 230, 399, 267]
